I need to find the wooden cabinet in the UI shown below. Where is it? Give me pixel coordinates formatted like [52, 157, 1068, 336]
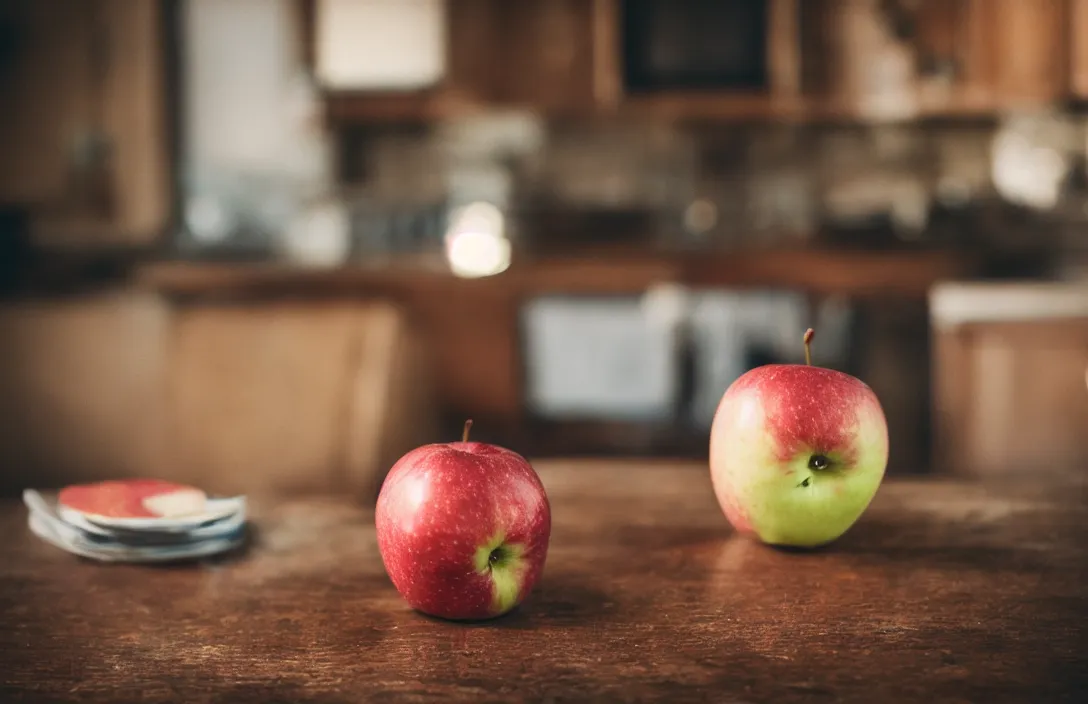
[972, 0, 1069, 109]
[313, 0, 1088, 124]
[806, 0, 1071, 118]
[321, 0, 616, 120]
[0, 0, 171, 247]
[1071, 0, 1088, 97]
[486, 0, 611, 114]
[0, 294, 436, 498]
[931, 283, 1088, 477]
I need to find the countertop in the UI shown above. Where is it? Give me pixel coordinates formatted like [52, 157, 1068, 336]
[930, 280, 1088, 328]
[2, 461, 1086, 702]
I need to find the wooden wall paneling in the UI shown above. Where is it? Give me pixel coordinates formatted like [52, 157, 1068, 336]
[0, 294, 171, 494]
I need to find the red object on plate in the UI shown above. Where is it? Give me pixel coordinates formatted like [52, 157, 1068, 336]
[58, 480, 207, 519]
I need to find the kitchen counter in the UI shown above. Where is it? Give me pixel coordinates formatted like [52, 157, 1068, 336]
[2, 460, 1086, 702]
[930, 280, 1088, 328]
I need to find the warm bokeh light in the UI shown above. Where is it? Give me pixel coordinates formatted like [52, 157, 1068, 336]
[444, 201, 510, 278]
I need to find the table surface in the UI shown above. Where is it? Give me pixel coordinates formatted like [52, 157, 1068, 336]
[2, 461, 1087, 703]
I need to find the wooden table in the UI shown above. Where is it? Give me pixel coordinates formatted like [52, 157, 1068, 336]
[2, 461, 1086, 702]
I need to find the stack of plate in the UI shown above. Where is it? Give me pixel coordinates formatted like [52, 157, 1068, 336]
[23, 486, 248, 563]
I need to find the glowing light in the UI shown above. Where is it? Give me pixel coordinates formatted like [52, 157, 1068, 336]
[444, 202, 510, 278]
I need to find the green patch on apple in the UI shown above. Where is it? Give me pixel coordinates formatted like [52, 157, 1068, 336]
[473, 534, 527, 615]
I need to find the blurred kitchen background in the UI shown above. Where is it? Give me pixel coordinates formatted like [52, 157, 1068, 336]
[2, 0, 1087, 499]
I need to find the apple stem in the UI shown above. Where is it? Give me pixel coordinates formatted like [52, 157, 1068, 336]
[462, 419, 473, 443]
[803, 328, 815, 366]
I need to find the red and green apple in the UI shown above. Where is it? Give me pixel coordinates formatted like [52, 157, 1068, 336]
[710, 329, 888, 548]
[376, 421, 551, 620]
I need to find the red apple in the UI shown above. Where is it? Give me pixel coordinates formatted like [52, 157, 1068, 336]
[710, 329, 889, 547]
[376, 421, 552, 620]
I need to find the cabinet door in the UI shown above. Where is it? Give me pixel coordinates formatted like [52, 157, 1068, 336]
[493, 0, 605, 114]
[805, 0, 1069, 118]
[933, 317, 1088, 477]
[0, 0, 170, 247]
[976, 0, 1068, 108]
[1071, 0, 1088, 97]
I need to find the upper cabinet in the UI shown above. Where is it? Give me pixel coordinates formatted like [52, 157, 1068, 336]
[316, 0, 614, 120]
[970, 0, 1068, 109]
[309, 0, 1087, 124]
[1071, 0, 1088, 98]
[452, 0, 610, 115]
[796, 0, 1070, 119]
[0, 0, 171, 247]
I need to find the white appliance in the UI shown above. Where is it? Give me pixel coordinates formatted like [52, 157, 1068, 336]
[522, 296, 680, 422]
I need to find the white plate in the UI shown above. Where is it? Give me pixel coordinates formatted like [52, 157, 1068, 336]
[28, 513, 247, 563]
[58, 496, 245, 532]
[24, 490, 248, 545]
[61, 505, 247, 542]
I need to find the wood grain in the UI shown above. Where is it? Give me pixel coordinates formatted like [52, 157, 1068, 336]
[495, 0, 598, 114]
[991, 0, 1069, 107]
[165, 301, 374, 496]
[0, 0, 171, 246]
[2, 460, 1086, 702]
[165, 300, 435, 498]
[1072, 0, 1088, 97]
[768, 0, 802, 105]
[0, 294, 171, 489]
[933, 317, 1088, 477]
[0, 0, 94, 206]
[0, 295, 434, 498]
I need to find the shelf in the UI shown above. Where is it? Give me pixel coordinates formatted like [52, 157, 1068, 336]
[320, 87, 1020, 127]
[137, 248, 976, 301]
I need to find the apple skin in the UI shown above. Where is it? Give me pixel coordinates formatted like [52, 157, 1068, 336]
[709, 364, 889, 548]
[376, 439, 551, 620]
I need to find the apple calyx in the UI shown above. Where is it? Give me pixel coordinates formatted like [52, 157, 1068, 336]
[797, 453, 836, 488]
[473, 532, 527, 615]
